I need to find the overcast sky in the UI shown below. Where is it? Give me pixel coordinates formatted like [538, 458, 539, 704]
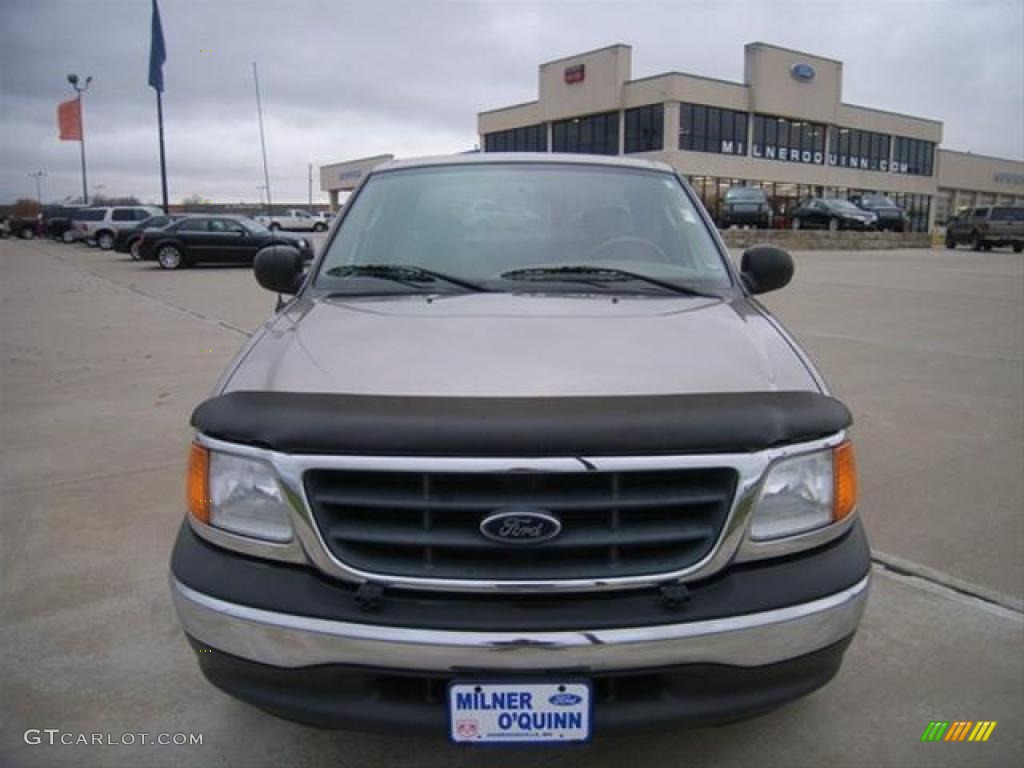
[1, 0, 1021, 205]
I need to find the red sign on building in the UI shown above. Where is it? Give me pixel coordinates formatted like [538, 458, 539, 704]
[564, 64, 585, 84]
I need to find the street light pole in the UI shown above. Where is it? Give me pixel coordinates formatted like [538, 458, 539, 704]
[28, 171, 47, 203]
[66, 73, 92, 204]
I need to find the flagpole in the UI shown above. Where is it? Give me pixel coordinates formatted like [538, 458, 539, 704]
[149, 0, 168, 212]
[253, 62, 272, 217]
[78, 94, 88, 204]
[156, 90, 169, 213]
[66, 74, 92, 204]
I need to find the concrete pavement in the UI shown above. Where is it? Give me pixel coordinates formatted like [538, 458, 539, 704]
[760, 247, 1023, 601]
[1, 239, 1021, 767]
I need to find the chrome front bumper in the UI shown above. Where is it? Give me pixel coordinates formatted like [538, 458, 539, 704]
[171, 574, 869, 673]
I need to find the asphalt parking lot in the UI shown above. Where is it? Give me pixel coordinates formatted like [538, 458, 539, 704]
[1, 237, 1022, 767]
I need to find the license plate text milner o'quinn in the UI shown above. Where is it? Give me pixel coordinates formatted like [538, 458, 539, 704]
[453, 690, 584, 731]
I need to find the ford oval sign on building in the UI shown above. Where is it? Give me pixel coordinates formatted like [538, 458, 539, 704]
[480, 510, 562, 544]
[790, 62, 816, 82]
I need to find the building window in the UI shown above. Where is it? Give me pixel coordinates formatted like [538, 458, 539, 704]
[624, 104, 664, 153]
[891, 136, 935, 176]
[483, 123, 547, 153]
[752, 115, 825, 164]
[551, 112, 619, 155]
[889, 192, 931, 232]
[827, 126, 891, 171]
[934, 188, 953, 225]
[679, 103, 748, 155]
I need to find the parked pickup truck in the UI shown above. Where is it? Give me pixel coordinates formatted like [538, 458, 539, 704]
[945, 205, 1024, 252]
[3, 214, 43, 239]
[171, 154, 869, 743]
[256, 208, 328, 232]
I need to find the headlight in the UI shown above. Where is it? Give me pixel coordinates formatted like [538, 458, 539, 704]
[187, 443, 294, 542]
[748, 442, 857, 540]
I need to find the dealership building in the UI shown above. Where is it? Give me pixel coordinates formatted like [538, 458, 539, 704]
[475, 43, 1024, 232]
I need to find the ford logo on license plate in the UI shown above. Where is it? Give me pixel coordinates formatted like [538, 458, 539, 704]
[479, 509, 562, 544]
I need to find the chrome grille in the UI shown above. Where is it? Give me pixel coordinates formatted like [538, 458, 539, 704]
[304, 468, 737, 580]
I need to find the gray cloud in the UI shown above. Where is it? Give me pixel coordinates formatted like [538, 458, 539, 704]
[1, 0, 1021, 204]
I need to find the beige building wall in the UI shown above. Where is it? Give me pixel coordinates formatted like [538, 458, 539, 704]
[648, 150, 939, 195]
[937, 150, 1024, 195]
[319, 154, 394, 209]
[933, 149, 1024, 221]
[744, 43, 843, 125]
[478, 102, 543, 133]
[837, 104, 941, 143]
[537, 44, 632, 121]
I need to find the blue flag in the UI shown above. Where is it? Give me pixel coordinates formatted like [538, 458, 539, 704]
[148, 0, 166, 92]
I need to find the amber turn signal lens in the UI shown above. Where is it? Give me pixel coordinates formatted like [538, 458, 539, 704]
[833, 441, 857, 522]
[187, 443, 211, 524]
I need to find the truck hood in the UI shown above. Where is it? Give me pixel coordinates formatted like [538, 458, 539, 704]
[223, 293, 820, 397]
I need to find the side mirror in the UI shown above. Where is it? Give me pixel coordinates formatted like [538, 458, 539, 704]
[741, 245, 794, 295]
[254, 244, 305, 295]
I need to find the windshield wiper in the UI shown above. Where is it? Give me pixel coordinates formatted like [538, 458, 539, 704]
[325, 264, 488, 292]
[499, 265, 720, 298]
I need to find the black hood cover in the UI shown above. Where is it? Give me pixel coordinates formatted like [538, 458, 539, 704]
[191, 391, 851, 457]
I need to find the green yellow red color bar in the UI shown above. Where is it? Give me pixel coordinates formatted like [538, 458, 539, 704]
[920, 721, 997, 742]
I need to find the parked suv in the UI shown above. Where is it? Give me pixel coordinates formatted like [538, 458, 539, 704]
[718, 186, 773, 229]
[171, 155, 869, 743]
[73, 205, 164, 249]
[945, 205, 1024, 252]
[2, 200, 44, 239]
[849, 194, 908, 232]
[43, 205, 88, 241]
[4, 213, 42, 239]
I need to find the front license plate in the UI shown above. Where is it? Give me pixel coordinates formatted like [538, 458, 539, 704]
[448, 681, 591, 744]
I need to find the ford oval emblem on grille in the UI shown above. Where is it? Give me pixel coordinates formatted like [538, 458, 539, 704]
[479, 510, 561, 545]
[790, 62, 815, 82]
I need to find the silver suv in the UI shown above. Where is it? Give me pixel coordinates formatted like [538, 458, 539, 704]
[73, 205, 163, 250]
[171, 154, 869, 743]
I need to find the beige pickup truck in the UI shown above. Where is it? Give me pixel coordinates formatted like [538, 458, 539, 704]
[945, 205, 1024, 252]
[170, 154, 869, 743]
[256, 208, 329, 233]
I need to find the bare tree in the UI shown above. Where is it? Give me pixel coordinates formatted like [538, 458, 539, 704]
[12, 198, 41, 218]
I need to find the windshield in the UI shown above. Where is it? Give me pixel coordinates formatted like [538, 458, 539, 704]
[992, 207, 1024, 221]
[860, 195, 898, 209]
[315, 164, 732, 294]
[826, 199, 865, 214]
[239, 217, 270, 234]
[724, 188, 765, 202]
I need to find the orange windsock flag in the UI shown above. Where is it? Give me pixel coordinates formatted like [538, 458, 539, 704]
[58, 98, 82, 141]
